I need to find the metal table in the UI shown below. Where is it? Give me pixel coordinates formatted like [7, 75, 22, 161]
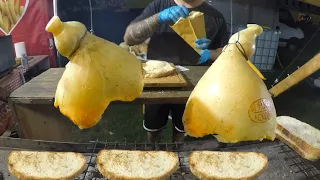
[8, 67, 207, 141]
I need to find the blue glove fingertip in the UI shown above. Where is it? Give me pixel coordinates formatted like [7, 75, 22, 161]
[202, 38, 211, 43]
[199, 49, 205, 55]
[195, 38, 210, 45]
[203, 39, 211, 44]
[199, 44, 206, 49]
[195, 39, 201, 44]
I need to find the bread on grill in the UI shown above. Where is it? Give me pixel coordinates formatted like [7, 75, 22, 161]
[97, 149, 179, 180]
[189, 151, 268, 180]
[276, 116, 320, 161]
[8, 151, 86, 180]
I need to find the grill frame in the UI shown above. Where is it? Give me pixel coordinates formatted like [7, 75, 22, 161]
[0, 137, 319, 180]
[75, 140, 320, 180]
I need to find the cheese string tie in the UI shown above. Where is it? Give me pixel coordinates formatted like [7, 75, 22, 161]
[222, 32, 266, 80]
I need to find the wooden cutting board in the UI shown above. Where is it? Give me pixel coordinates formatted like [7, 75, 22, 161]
[143, 63, 188, 88]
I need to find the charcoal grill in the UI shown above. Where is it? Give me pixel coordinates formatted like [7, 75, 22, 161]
[0, 138, 319, 180]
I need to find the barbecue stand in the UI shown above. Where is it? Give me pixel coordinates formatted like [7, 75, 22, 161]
[0, 138, 319, 180]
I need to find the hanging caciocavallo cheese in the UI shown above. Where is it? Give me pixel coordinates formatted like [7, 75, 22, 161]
[182, 24, 277, 143]
[46, 16, 144, 129]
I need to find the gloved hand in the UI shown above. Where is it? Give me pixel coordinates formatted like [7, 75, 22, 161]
[195, 38, 212, 64]
[158, 5, 189, 23]
[195, 38, 211, 49]
[199, 49, 211, 64]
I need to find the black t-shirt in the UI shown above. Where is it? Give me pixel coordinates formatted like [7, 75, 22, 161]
[131, 0, 228, 66]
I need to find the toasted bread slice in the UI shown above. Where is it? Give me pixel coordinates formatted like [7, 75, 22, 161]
[8, 151, 86, 180]
[97, 150, 179, 180]
[276, 116, 320, 161]
[189, 151, 268, 180]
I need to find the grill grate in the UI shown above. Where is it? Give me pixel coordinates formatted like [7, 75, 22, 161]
[276, 144, 320, 180]
[75, 140, 320, 180]
[1, 137, 319, 180]
[79, 141, 196, 180]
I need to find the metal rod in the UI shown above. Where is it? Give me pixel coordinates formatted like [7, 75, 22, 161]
[53, 0, 57, 16]
[230, 0, 233, 36]
[89, 0, 94, 34]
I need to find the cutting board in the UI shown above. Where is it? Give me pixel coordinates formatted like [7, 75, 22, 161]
[143, 63, 188, 88]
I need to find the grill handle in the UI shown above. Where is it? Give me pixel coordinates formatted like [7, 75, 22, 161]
[269, 53, 320, 97]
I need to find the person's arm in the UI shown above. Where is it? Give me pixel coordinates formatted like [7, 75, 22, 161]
[208, 48, 223, 62]
[123, 0, 159, 46]
[124, 3, 189, 46]
[124, 14, 160, 46]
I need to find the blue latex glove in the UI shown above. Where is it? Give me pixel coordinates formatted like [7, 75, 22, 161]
[195, 38, 211, 49]
[158, 5, 189, 23]
[199, 49, 211, 64]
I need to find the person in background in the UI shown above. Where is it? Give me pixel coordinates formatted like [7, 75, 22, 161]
[123, 0, 228, 143]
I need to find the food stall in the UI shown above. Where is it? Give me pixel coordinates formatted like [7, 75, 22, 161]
[4, 32, 320, 180]
[0, 0, 320, 180]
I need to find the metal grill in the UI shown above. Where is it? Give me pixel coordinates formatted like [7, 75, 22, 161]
[74, 140, 320, 180]
[78, 141, 199, 180]
[0, 138, 319, 180]
[276, 144, 320, 180]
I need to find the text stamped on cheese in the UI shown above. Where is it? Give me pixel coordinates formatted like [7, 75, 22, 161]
[248, 98, 275, 123]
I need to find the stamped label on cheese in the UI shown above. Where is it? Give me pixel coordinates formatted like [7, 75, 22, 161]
[248, 98, 274, 123]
